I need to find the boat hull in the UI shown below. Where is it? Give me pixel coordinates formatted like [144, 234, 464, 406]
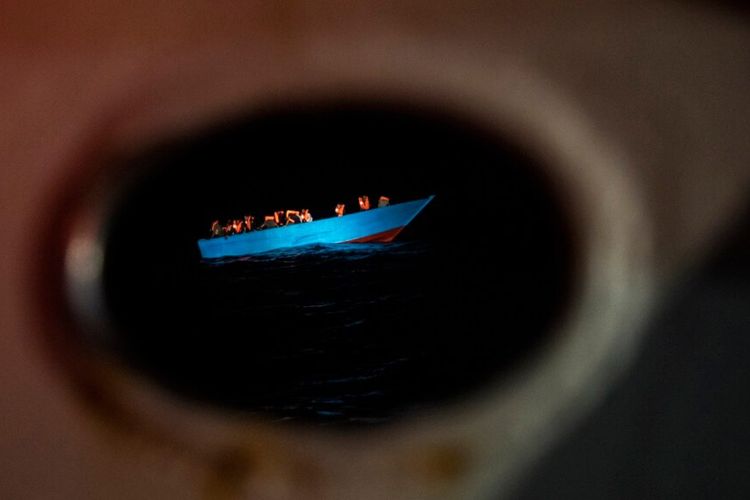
[197, 196, 434, 259]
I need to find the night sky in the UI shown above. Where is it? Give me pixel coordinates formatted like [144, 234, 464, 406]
[119, 102, 523, 245]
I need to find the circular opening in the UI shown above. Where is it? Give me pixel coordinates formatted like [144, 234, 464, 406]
[74, 101, 574, 426]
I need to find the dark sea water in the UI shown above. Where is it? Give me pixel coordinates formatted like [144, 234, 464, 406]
[107, 224, 566, 426]
[194, 242, 442, 425]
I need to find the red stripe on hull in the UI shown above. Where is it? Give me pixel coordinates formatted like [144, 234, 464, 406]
[345, 227, 405, 243]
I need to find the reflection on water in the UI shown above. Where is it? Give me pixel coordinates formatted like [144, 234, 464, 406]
[206, 241, 422, 264]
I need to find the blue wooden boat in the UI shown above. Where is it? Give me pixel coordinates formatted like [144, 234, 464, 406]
[198, 195, 435, 259]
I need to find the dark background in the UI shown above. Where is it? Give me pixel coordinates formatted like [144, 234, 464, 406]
[100, 102, 574, 422]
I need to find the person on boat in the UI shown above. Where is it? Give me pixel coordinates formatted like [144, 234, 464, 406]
[210, 220, 224, 238]
[260, 214, 277, 229]
[301, 209, 313, 223]
[285, 209, 301, 224]
[335, 203, 345, 217]
[358, 195, 370, 210]
[244, 215, 254, 232]
[232, 219, 244, 234]
[274, 210, 285, 226]
[224, 220, 235, 235]
[378, 195, 390, 208]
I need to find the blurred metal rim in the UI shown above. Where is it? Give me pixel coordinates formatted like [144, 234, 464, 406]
[61, 70, 654, 500]
[30, 1, 750, 499]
